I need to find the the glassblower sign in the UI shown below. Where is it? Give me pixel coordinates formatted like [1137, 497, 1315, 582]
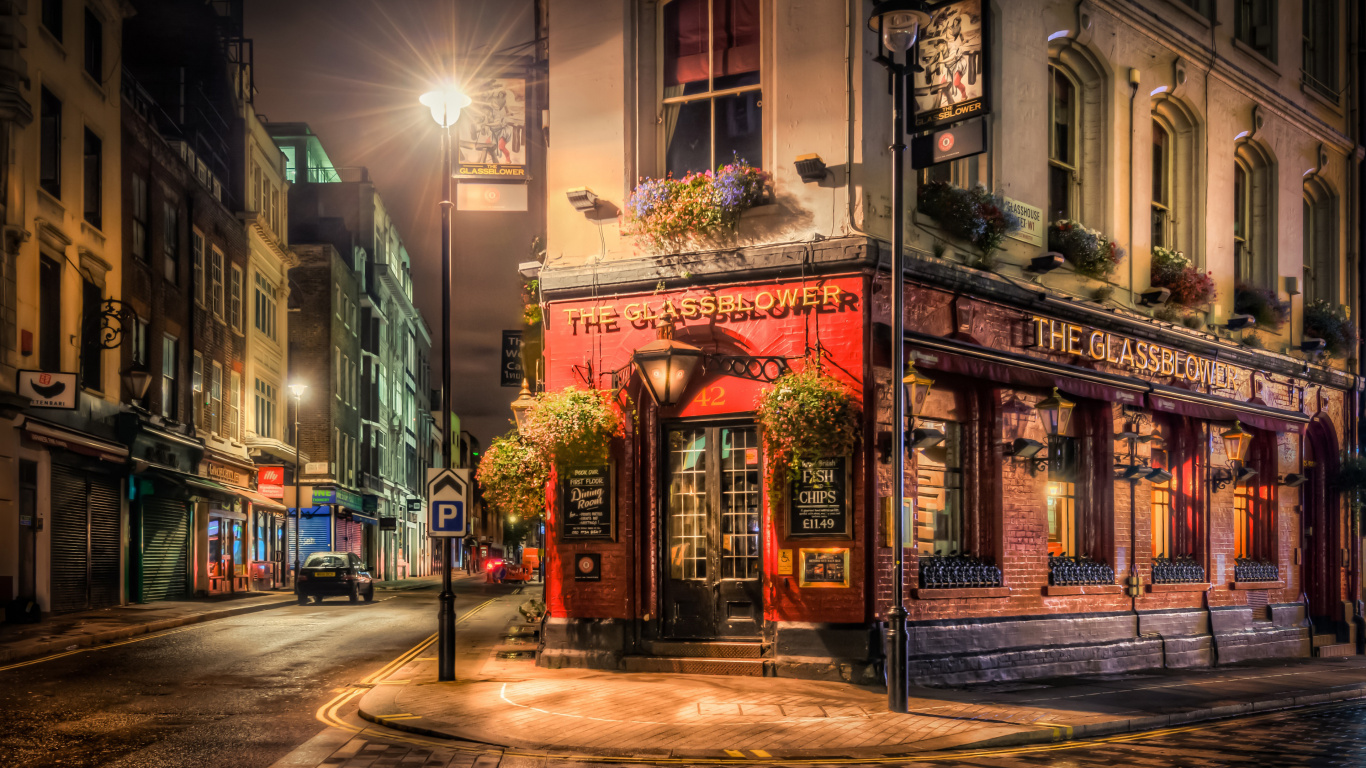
[1030, 316, 1247, 390]
[456, 77, 527, 179]
[560, 464, 615, 540]
[788, 457, 851, 538]
[912, 0, 989, 130]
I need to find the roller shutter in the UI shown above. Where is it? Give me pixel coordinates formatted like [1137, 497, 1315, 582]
[49, 465, 122, 613]
[336, 518, 363, 558]
[141, 497, 189, 602]
[289, 508, 333, 564]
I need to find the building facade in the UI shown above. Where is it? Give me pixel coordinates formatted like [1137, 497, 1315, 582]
[535, 0, 1363, 681]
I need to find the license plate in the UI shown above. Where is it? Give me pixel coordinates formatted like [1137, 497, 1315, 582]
[314, 571, 335, 577]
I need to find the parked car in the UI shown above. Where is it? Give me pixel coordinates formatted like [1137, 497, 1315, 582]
[297, 552, 375, 604]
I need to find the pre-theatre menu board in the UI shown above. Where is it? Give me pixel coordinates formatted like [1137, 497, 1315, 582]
[798, 548, 850, 588]
[560, 464, 615, 540]
[788, 456, 851, 538]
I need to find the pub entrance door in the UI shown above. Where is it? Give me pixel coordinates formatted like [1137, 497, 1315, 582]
[662, 423, 763, 639]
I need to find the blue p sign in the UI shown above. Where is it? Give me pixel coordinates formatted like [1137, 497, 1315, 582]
[430, 500, 465, 537]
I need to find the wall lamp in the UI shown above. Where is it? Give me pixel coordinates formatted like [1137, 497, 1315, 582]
[1006, 437, 1048, 473]
[1027, 253, 1065, 274]
[910, 427, 944, 450]
[1281, 473, 1308, 488]
[1140, 287, 1171, 307]
[1145, 467, 1173, 484]
[795, 154, 829, 183]
[1300, 337, 1327, 354]
[1224, 314, 1256, 331]
[566, 187, 599, 212]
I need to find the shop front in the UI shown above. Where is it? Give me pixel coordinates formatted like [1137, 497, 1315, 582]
[537, 256, 1358, 683]
[288, 486, 373, 575]
[117, 413, 205, 603]
[200, 453, 260, 594]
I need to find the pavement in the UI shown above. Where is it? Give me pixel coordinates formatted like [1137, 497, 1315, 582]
[358, 594, 1366, 761]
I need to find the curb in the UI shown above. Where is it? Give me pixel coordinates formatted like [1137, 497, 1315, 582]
[356, 680, 1366, 760]
[0, 596, 297, 667]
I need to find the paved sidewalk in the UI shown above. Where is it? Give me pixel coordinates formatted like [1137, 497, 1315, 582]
[0, 590, 297, 666]
[359, 616, 1366, 760]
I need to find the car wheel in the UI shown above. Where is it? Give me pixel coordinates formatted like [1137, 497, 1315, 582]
[297, 594, 307, 605]
[349, 585, 359, 603]
[313, 595, 324, 604]
[364, 586, 374, 603]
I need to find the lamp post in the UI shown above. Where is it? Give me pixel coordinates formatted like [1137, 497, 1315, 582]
[420, 84, 470, 682]
[510, 378, 536, 432]
[870, 0, 930, 715]
[289, 383, 306, 594]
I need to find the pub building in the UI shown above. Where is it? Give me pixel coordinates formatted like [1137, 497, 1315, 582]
[533, 0, 1363, 682]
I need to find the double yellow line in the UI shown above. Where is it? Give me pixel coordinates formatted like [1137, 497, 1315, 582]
[315, 597, 495, 732]
[0, 623, 209, 674]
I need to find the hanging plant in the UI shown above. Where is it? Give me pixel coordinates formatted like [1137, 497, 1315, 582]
[1048, 220, 1125, 279]
[519, 386, 626, 471]
[917, 182, 1021, 263]
[1303, 298, 1357, 357]
[1233, 281, 1290, 331]
[755, 364, 861, 514]
[476, 431, 549, 520]
[521, 277, 542, 327]
[624, 155, 770, 251]
[1150, 246, 1216, 307]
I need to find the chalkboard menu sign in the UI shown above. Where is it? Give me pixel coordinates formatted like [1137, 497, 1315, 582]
[798, 548, 850, 588]
[788, 456, 851, 538]
[560, 464, 615, 540]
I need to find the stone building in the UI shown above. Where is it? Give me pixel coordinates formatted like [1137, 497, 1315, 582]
[535, 0, 1362, 681]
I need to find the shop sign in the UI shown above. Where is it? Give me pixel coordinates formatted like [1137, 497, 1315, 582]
[501, 330, 524, 387]
[257, 466, 284, 498]
[788, 456, 851, 538]
[313, 486, 364, 511]
[304, 461, 330, 475]
[455, 77, 527, 179]
[204, 460, 250, 488]
[363, 495, 379, 513]
[1029, 317, 1246, 390]
[912, 0, 989, 130]
[560, 464, 615, 540]
[911, 117, 985, 169]
[380, 517, 398, 532]
[574, 553, 602, 582]
[798, 548, 850, 588]
[407, 498, 424, 512]
[17, 371, 78, 409]
[561, 284, 851, 328]
[1005, 198, 1044, 247]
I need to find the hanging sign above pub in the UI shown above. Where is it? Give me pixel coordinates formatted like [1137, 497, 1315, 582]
[788, 456, 852, 538]
[560, 464, 615, 540]
[912, 0, 990, 130]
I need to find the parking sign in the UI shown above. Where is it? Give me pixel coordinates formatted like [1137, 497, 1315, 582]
[426, 468, 470, 537]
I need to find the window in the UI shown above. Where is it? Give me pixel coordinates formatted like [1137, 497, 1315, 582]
[40, 88, 61, 198]
[1303, 0, 1338, 96]
[162, 202, 179, 284]
[39, 257, 62, 372]
[255, 379, 276, 439]
[131, 173, 147, 260]
[227, 371, 240, 440]
[1303, 178, 1337, 305]
[1148, 416, 1204, 562]
[228, 264, 243, 332]
[915, 420, 962, 556]
[1046, 436, 1080, 558]
[1150, 454, 1172, 557]
[661, 0, 762, 176]
[334, 283, 341, 318]
[131, 317, 148, 366]
[1151, 120, 1170, 248]
[161, 335, 178, 419]
[1234, 429, 1277, 566]
[334, 347, 341, 400]
[210, 245, 224, 320]
[281, 146, 296, 183]
[1235, 0, 1276, 62]
[211, 361, 223, 434]
[1233, 481, 1254, 559]
[83, 7, 102, 81]
[81, 129, 101, 228]
[80, 279, 103, 391]
[1173, 0, 1211, 17]
[1047, 65, 1078, 223]
[1234, 141, 1275, 288]
[193, 351, 204, 425]
[41, 0, 62, 42]
[254, 273, 278, 340]
[193, 230, 205, 306]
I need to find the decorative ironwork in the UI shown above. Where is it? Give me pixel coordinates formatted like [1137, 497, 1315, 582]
[1048, 555, 1116, 586]
[87, 299, 139, 350]
[1233, 558, 1278, 583]
[918, 553, 1002, 589]
[714, 355, 790, 382]
[1210, 468, 1234, 492]
[1152, 556, 1206, 584]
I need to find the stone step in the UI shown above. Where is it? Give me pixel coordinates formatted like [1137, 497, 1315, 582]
[623, 656, 767, 676]
[647, 640, 764, 659]
[1312, 632, 1341, 647]
[1315, 643, 1357, 658]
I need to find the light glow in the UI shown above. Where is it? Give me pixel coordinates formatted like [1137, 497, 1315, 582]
[1150, 85, 1169, 96]
[419, 86, 472, 128]
[1048, 30, 1071, 41]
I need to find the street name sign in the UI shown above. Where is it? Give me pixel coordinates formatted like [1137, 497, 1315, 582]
[426, 468, 470, 537]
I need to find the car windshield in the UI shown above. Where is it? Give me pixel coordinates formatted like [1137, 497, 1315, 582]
[304, 554, 349, 569]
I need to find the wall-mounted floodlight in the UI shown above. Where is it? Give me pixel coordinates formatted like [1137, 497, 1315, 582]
[1224, 314, 1256, 331]
[566, 187, 599, 212]
[909, 427, 944, 450]
[1028, 253, 1065, 274]
[1300, 338, 1327, 354]
[795, 154, 829, 183]
[1140, 287, 1171, 307]
[1280, 473, 1308, 488]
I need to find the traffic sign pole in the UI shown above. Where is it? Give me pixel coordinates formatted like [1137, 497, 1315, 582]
[427, 467, 469, 683]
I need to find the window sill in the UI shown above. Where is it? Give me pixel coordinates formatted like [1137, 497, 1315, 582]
[1300, 79, 1343, 114]
[1161, 0, 1211, 28]
[37, 187, 65, 215]
[81, 219, 106, 244]
[1230, 38, 1281, 79]
[1146, 582, 1210, 593]
[1229, 580, 1284, 590]
[83, 69, 107, 100]
[1043, 584, 1121, 596]
[912, 586, 1009, 600]
[38, 25, 66, 58]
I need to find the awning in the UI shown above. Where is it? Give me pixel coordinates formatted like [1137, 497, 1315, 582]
[230, 486, 287, 513]
[349, 512, 379, 526]
[906, 332, 1147, 405]
[1148, 383, 1309, 433]
[136, 465, 235, 499]
[22, 418, 129, 463]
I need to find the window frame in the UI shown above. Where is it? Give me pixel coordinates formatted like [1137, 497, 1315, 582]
[1150, 118, 1172, 249]
[228, 263, 244, 333]
[41, 0, 63, 43]
[83, 6, 103, 82]
[1301, 0, 1339, 97]
[193, 229, 205, 307]
[210, 360, 223, 434]
[162, 200, 179, 284]
[254, 272, 278, 340]
[1047, 63, 1081, 223]
[79, 279, 103, 392]
[161, 334, 178, 419]
[39, 88, 62, 199]
[1234, 0, 1277, 64]
[131, 173, 147, 261]
[1303, 178, 1337, 305]
[210, 245, 225, 321]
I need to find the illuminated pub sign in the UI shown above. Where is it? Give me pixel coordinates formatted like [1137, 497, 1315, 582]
[1030, 316, 1246, 390]
[562, 285, 851, 327]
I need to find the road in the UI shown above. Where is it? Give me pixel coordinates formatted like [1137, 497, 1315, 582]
[0, 575, 520, 768]
[4, 579, 1365, 768]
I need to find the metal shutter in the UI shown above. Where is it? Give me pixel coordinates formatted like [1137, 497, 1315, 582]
[290, 508, 333, 565]
[141, 497, 189, 602]
[49, 465, 90, 614]
[336, 518, 363, 558]
[87, 473, 122, 610]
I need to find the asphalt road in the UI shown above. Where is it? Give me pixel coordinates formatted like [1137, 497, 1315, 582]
[0, 576, 515, 768]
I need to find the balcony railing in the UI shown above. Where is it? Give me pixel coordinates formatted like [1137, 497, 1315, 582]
[918, 554, 1002, 589]
[1048, 555, 1116, 586]
[1151, 555, 1206, 584]
[1233, 558, 1278, 583]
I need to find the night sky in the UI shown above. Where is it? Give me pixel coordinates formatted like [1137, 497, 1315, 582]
[244, 0, 535, 445]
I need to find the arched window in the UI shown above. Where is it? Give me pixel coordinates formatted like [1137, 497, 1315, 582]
[1047, 64, 1079, 223]
[1151, 119, 1171, 247]
[1303, 177, 1337, 305]
[1151, 98, 1201, 258]
[1047, 43, 1108, 228]
[1233, 140, 1275, 288]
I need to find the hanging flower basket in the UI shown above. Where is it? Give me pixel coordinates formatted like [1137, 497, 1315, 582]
[1233, 282, 1289, 331]
[476, 431, 549, 520]
[917, 182, 1021, 263]
[1150, 246, 1216, 307]
[1303, 298, 1357, 357]
[519, 386, 626, 471]
[755, 365, 861, 515]
[1048, 220, 1125, 279]
[624, 155, 770, 251]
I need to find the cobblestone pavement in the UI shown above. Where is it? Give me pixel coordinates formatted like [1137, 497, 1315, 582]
[287, 698, 1366, 767]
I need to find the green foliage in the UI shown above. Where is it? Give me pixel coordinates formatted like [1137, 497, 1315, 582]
[623, 157, 770, 251]
[1048, 220, 1125, 279]
[1150, 246, 1216, 307]
[519, 386, 625, 471]
[1303, 298, 1357, 357]
[755, 364, 861, 515]
[475, 431, 549, 520]
[917, 182, 1021, 261]
[1233, 282, 1290, 331]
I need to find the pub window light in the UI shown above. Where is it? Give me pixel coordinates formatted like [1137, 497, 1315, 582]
[795, 154, 829, 183]
[566, 187, 599, 212]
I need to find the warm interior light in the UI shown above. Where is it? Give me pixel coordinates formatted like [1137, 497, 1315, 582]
[1035, 387, 1076, 437]
[1221, 419, 1252, 464]
[631, 322, 704, 407]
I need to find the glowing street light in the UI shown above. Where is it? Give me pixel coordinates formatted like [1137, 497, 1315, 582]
[419, 86, 472, 128]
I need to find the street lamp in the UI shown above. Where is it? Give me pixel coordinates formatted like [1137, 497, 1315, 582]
[289, 383, 306, 595]
[421, 82, 469, 683]
[1035, 388, 1077, 437]
[870, 0, 930, 716]
[510, 378, 536, 431]
[632, 321, 705, 407]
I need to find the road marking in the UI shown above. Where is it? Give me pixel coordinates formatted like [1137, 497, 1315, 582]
[0, 622, 214, 673]
[724, 750, 745, 757]
[750, 750, 771, 758]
